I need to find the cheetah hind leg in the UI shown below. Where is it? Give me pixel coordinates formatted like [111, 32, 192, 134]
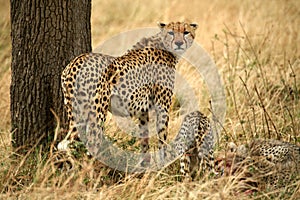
[57, 123, 87, 155]
[57, 103, 79, 152]
[57, 105, 90, 154]
[57, 126, 76, 152]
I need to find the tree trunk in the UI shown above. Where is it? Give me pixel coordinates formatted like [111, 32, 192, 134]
[10, 0, 92, 147]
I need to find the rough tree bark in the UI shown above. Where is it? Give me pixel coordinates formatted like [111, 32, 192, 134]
[10, 0, 92, 147]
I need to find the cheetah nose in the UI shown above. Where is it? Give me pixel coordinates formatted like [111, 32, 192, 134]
[175, 41, 184, 47]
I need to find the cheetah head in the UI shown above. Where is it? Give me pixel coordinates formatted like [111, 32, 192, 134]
[158, 22, 198, 55]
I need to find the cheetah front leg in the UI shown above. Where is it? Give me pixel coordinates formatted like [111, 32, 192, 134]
[155, 104, 170, 164]
[196, 124, 216, 175]
[156, 111, 168, 150]
[139, 112, 150, 153]
[154, 87, 173, 164]
[138, 112, 151, 166]
[176, 135, 192, 179]
[180, 154, 192, 180]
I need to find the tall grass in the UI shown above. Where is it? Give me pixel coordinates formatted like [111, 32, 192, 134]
[1, 0, 299, 199]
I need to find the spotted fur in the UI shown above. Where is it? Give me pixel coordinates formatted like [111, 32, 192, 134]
[167, 111, 215, 178]
[215, 139, 300, 189]
[59, 22, 198, 165]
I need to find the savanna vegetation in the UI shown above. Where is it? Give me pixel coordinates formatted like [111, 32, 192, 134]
[0, 0, 299, 199]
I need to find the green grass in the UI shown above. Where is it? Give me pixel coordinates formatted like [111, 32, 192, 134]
[1, 0, 300, 199]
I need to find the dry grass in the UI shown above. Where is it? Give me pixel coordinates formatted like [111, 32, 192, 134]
[1, 0, 300, 199]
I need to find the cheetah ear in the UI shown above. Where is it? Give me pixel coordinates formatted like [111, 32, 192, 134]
[190, 23, 198, 30]
[157, 22, 166, 30]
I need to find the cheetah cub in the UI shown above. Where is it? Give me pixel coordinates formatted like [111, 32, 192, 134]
[215, 139, 300, 189]
[164, 111, 216, 179]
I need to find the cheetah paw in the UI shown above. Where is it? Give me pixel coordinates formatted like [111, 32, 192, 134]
[57, 140, 71, 151]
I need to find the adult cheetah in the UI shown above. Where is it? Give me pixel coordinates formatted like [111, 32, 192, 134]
[60, 22, 198, 165]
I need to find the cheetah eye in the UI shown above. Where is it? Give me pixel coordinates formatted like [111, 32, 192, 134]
[168, 31, 174, 36]
[184, 31, 190, 35]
